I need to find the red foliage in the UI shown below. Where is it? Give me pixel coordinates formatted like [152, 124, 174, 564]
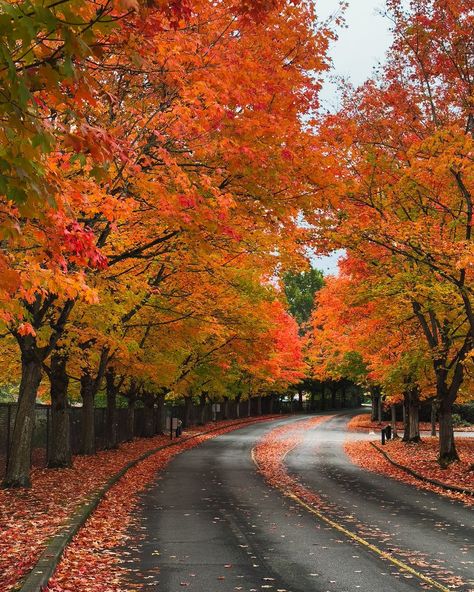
[345, 439, 474, 506]
[0, 417, 276, 592]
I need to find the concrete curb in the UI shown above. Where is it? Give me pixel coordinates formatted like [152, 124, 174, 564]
[370, 442, 474, 497]
[18, 415, 281, 592]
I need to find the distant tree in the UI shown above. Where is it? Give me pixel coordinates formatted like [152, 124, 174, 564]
[283, 269, 324, 330]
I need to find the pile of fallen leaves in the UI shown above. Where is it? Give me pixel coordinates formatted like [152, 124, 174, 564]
[0, 416, 275, 592]
[345, 438, 474, 506]
[348, 413, 474, 433]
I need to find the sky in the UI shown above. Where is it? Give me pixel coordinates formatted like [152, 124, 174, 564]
[310, 0, 392, 274]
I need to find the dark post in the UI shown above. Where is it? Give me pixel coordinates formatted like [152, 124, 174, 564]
[385, 425, 391, 440]
[381, 428, 386, 445]
[46, 406, 50, 463]
[6, 405, 11, 473]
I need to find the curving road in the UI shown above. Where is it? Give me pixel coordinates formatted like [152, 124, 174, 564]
[121, 412, 474, 592]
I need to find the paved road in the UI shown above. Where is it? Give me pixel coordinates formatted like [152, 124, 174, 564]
[121, 412, 474, 592]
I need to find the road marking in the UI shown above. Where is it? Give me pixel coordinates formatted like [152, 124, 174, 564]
[251, 447, 451, 592]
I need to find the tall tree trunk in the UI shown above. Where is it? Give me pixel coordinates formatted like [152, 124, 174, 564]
[48, 353, 71, 468]
[156, 393, 166, 434]
[438, 396, 458, 466]
[390, 405, 398, 439]
[269, 395, 274, 414]
[402, 388, 421, 443]
[297, 388, 303, 411]
[4, 352, 42, 487]
[80, 374, 96, 455]
[321, 383, 326, 411]
[247, 397, 251, 417]
[183, 397, 193, 428]
[371, 391, 377, 421]
[223, 396, 229, 420]
[105, 369, 118, 449]
[377, 393, 382, 422]
[431, 401, 437, 437]
[257, 395, 262, 416]
[126, 397, 136, 442]
[143, 396, 155, 437]
[330, 384, 337, 409]
[236, 395, 241, 419]
[199, 393, 207, 425]
[341, 384, 347, 408]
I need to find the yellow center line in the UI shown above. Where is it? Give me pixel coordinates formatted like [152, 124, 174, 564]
[251, 446, 451, 592]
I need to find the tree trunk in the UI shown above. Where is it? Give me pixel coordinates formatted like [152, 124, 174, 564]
[3, 354, 42, 487]
[126, 397, 136, 441]
[223, 397, 229, 420]
[236, 396, 240, 419]
[298, 389, 303, 411]
[341, 384, 347, 408]
[105, 369, 118, 449]
[402, 388, 421, 443]
[390, 405, 398, 439]
[48, 353, 71, 468]
[247, 397, 251, 417]
[156, 394, 166, 433]
[377, 393, 382, 422]
[199, 393, 207, 425]
[431, 401, 437, 437]
[80, 374, 96, 455]
[257, 395, 262, 416]
[371, 391, 378, 421]
[183, 397, 192, 428]
[269, 395, 274, 414]
[321, 384, 326, 411]
[331, 384, 337, 409]
[438, 398, 458, 466]
[143, 397, 155, 437]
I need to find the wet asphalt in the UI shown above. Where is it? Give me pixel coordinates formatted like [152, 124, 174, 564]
[121, 412, 474, 592]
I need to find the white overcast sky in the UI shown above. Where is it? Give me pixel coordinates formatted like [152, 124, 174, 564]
[310, 0, 392, 274]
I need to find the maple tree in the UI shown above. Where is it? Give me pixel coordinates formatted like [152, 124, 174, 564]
[308, 0, 474, 465]
[0, 0, 331, 486]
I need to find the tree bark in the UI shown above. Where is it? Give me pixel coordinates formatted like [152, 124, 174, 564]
[199, 393, 207, 425]
[105, 369, 118, 449]
[402, 388, 421, 443]
[48, 353, 71, 468]
[3, 353, 42, 487]
[257, 395, 262, 416]
[143, 396, 155, 437]
[126, 397, 136, 441]
[269, 395, 274, 414]
[247, 397, 251, 417]
[430, 401, 437, 437]
[297, 388, 303, 411]
[390, 404, 398, 439]
[156, 393, 166, 434]
[321, 383, 326, 411]
[183, 397, 193, 428]
[377, 393, 382, 422]
[438, 397, 458, 466]
[371, 390, 378, 421]
[80, 374, 96, 455]
[330, 384, 337, 409]
[223, 396, 229, 420]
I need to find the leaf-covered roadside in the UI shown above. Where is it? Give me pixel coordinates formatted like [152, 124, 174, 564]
[44, 416, 278, 592]
[345, 439, 474, 506]
[347, 413, 474, 433]
[0, 417, 275, 592]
